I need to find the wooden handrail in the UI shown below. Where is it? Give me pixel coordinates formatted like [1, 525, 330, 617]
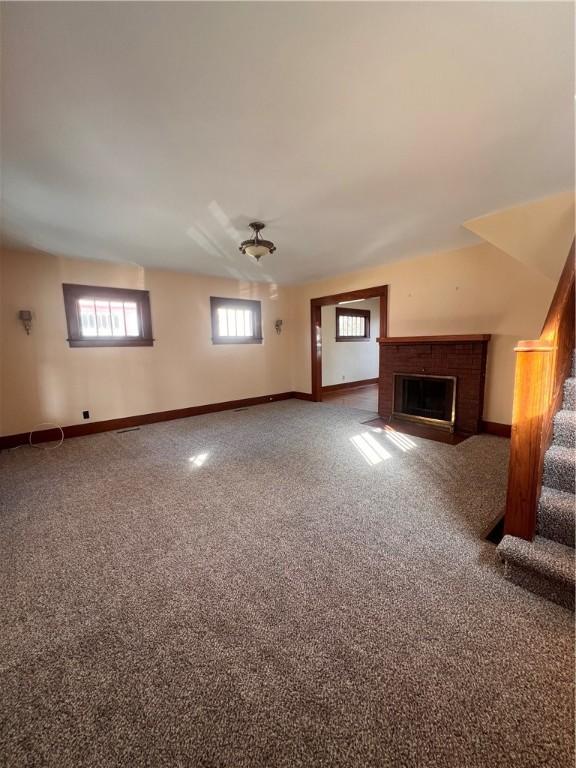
[504, 240, 575, 540]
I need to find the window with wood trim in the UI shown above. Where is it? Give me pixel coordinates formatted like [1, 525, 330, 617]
[210, 297, 262, 344]
[63, 284, 154, 347]
[335, 307, 370, 341]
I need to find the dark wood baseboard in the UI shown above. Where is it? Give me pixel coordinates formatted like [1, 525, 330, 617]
[0, 394, 511, 450]
[0, 392, 295, 449]
[291, 391, 315, 401]
[321, 378, 378, 393]
[481, 420, 512, 438]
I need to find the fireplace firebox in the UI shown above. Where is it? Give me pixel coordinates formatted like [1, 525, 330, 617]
[393, 373, 456, 432]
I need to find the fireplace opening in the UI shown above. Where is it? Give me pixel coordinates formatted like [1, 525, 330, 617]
[393, 374, 456, 431]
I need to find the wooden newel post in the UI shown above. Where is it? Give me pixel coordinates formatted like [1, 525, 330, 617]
[504, 342, 555, 541]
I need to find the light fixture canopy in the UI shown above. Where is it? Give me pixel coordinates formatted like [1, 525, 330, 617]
[239, 222, 276, 262]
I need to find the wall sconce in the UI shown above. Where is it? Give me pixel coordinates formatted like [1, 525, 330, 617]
[19, 310, 32, 335]
[274, 319, 283, 335]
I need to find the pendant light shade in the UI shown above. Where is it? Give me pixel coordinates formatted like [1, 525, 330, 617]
[239, 222, 276, 262]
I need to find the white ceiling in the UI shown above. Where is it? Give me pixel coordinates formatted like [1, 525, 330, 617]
[1, 2, 574, 284]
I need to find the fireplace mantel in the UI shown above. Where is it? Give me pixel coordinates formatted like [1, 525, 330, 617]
[378, 334, 491, 345]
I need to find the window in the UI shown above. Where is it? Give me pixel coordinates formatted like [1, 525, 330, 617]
[210, 297, 262, 344]
[63, 284, 153, 347]
[335, 307, 370, 341]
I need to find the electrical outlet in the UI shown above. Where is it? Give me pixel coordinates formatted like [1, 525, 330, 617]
[82, 410, 90, 420]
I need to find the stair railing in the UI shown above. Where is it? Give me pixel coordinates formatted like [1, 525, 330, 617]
[504, 240, 575, 540]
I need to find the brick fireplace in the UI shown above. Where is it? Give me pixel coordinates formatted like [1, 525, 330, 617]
[378, 335, 491, 435]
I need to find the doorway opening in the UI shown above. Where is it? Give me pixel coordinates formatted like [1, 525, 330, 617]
[310, 285, 388, 411]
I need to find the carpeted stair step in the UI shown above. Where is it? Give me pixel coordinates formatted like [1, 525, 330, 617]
[553, 409, 576, 448]
[537, 486, 575, 547]
[543, 444, 576, 495]
[564, 377, 576, 410]
[498, 534, 575, 610]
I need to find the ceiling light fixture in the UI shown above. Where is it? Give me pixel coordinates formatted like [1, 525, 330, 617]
[239, 222, 276, 262]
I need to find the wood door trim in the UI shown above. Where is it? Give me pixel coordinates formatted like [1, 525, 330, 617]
[310, 284, 389, 402]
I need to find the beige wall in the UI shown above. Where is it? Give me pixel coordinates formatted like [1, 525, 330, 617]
[0, 236, 560, 436]
[0, 249, 293, 436]
[288, 242, 556, 425]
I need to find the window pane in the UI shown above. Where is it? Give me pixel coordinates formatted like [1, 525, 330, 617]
[237, 309, 245, 336]
[227, 308, 237, 336]
[110, 301, 126, 336]
[95, 300, 111, 336]
[123, 302, 140, 336]
[217, 307, 228, 336]
[216, 307, 256, 338]
[78, 298, 140, 338]
[78, 299, 97, 337]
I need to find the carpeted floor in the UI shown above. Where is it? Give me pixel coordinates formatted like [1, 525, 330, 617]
[0, 400, 573, 767]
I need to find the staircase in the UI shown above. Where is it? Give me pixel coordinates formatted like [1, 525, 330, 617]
[498, 358, 575, 609]
[497, 242, 575, 609]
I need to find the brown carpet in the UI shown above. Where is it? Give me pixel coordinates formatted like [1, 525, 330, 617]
[0, 400, 573, 767]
